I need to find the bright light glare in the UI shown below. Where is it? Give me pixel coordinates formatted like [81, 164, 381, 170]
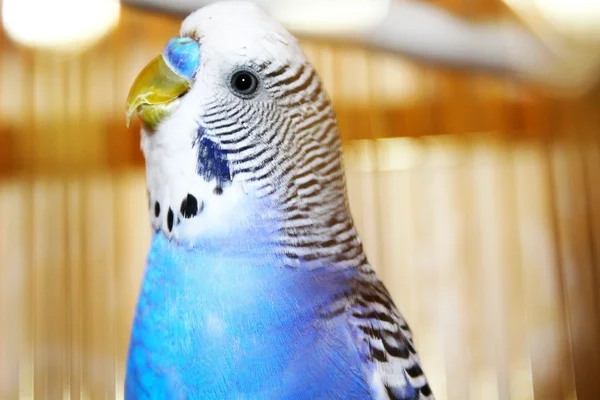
[2, 0, 120, 52]
[505, 0, 600, 39]
[268, 0, 390, 36]
[535, 0, 600, 37]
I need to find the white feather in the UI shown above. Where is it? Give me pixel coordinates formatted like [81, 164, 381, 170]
[141, 1, 305, 242]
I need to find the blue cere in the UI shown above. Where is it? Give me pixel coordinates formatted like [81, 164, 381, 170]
[162, 37, 201, 80]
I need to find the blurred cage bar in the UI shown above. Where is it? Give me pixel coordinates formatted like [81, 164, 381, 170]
[1, 2, 600, 400]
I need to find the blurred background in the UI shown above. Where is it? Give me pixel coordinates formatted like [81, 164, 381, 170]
[1, 0, 600, 399]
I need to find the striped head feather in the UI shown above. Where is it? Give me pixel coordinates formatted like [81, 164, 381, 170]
[137, 1, 357, 267]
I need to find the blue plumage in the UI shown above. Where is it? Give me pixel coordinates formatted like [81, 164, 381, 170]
[194, 127, 232, 187]
[126, 221, 372, 399]
[162, 37, 201, 80]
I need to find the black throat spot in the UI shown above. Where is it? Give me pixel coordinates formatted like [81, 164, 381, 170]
[194, 126, 232, 187]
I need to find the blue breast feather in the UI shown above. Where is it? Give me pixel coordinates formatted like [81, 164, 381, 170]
[125, 230, 373, 399]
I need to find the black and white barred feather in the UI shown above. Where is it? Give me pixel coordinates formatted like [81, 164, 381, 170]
[193, 55, 434, 399]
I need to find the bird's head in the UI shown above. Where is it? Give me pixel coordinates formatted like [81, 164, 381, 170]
[126, 1, 350, 252]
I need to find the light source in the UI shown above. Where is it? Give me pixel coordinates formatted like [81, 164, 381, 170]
[536, 0, 600, 38]
[2, 0, 121, 52]
[504, 0, 600, 40]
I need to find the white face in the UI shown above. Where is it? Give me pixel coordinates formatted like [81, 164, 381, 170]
[134, 1, 321, 244]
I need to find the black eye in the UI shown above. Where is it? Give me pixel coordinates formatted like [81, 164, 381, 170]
[230, 70, 259, 97]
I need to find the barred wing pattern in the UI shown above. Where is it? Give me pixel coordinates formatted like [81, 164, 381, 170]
[348, 265, 434, 400]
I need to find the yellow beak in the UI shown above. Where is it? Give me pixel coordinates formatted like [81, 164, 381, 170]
[125, 54, 191, 131]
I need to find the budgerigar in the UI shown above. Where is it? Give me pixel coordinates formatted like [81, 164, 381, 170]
[124, 2, 434, 399]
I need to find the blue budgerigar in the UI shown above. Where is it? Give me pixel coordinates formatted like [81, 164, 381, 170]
[124, 2, 434, 399]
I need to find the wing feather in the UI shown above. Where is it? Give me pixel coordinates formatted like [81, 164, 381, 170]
[346, 267, 435, 400]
